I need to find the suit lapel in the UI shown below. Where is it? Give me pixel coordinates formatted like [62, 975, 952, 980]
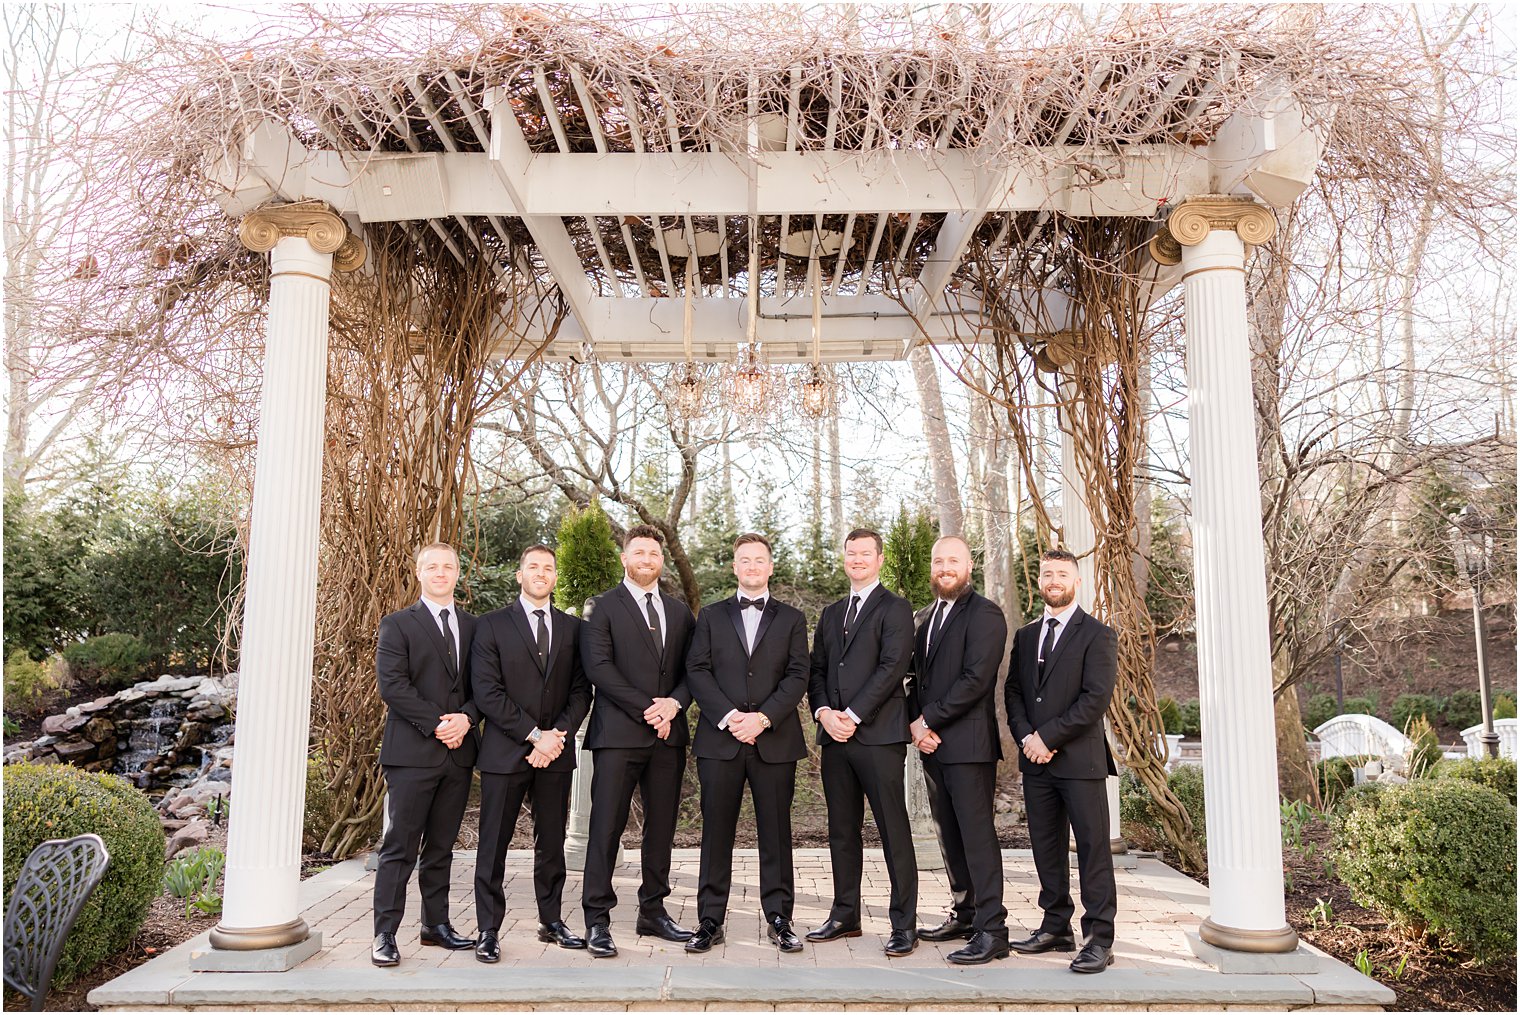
[1037, 607, 1084, 689]
[751, 598, 779, 654]
[615, 584, 663, 662]
[545, 607, 568, 676]
[507, 604, 546, 674]
[843, 587, 887, 652]
[727, 596, 749, 656]
[925, 594, 970, 664]
[410, 602, 457, 679]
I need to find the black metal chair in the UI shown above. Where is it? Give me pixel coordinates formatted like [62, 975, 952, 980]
[3, 833, 111, 1011]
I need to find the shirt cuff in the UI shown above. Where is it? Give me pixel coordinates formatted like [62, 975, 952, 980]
[813, 706, 827, 720]
[845, 707, 862, 724]
[718, 709, 739, 730]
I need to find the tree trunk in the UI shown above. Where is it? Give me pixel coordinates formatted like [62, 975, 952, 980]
[1273, 673, 1319, 806]
[909, 343, 964, 535]
[829, 412, 843, 542]
[1131, 354, 1152, 602]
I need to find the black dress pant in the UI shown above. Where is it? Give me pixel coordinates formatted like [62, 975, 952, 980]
[474, 768, 573, 933]
[1022, 769, 1117, 947]
[922, 756, 1007, 938]
[581, 743, 686, 929]
[820, 739, 918, 932]
[696, 746, 796, 925]
[373, 760, 473, 934]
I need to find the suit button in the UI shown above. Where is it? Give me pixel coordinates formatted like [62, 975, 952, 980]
[1035, 697, 1042, 703]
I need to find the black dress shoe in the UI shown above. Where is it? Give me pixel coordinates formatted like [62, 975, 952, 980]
[635, 912, 694, 942]
[947, 931, 1011, 965]
[883, 929, 918, 957]
[1069, 941, 1115, 974]
[475, 931, 500, 963]
[587, 923, 618, 958]
[768, 916, 803, 953]
[371, 932, 399, 967]
[420, 923, 475, 949]
[1009, 929, 1076, 954]
[918, 916, 976, 942]
[805, 918, 862, 942]
[685, 917, 725, 953]
[537, 920, 587, 949]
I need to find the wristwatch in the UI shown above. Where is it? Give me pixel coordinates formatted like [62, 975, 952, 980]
[757, 713, 772, 730]
[528, 727, 543, 744]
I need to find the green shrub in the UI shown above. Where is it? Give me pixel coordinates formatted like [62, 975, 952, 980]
[882, 507, 935, 610]
[1441, 689, 1483, 731]
[553, 502, 623, 615]
[1156, 697, 1182, 736]
[1333, 779, 1516, 964]
[1494, 692, 1516, 721]
[1435, 756, 1518, 807]
[1340, 695, 1377, 718]
[1117, 766, 1206, 848]
[2, 715, 19, 737]
[1179, 698, 1202, 739]
[1316, 756, 1356, 810]
[1404, 716, 1442, 779]
[4, 649, 55, 712]
[62, 633, 151, 690]
[3, 764, 165, 987]
[1167, 764, 1206, 845]
[1393, 694, 1440, 735]
[303, 756, 378, 854]
[1302, 693, 1339, 732]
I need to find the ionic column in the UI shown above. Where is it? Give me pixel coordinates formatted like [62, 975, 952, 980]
[206, 205, 364, 963]
[1156, 196, 1297, 953]
[1057, 386, 1126, 855]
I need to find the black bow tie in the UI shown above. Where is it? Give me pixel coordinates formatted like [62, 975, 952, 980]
[739, 597, 765, 611]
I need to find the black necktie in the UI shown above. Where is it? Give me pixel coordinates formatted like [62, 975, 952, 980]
[439, 608, 456, 670]
[533, 608, 549, 670]
[928, 600, 948, 650]
[843, 594, 860, 638]
[739, 597, 765, 610]
[1038, 617, 1058, 677]
[645, 592, 663, 649]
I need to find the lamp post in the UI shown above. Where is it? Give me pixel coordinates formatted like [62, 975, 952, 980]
[1450, 504, 1500, 759]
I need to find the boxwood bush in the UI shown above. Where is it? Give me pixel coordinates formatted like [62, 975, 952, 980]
[2, 764, 166, 987]
[1302, 692, 1339, 732]
[61, 633, 151, 690]
[1315, 754, 1376, 810]
[1117, 764, 1206, 848]
[1392, 693, 1440, 736]
[1434, 756, 1517, 807]
[1333, 778, 1516, 964]
[1441, 689, 1483, 732]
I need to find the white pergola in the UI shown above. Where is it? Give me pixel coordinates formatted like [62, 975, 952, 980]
[200, 49, 1326, 971]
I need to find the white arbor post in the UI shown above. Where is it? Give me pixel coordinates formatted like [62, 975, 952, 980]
[1057, 400, 1126, 856]
[205, 205, 363, 963]
[1163, 196, 1297, 954]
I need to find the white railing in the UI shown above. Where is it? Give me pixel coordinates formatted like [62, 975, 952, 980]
[1461, 718, 1518, 759]
[1312, 714, 1411, 760]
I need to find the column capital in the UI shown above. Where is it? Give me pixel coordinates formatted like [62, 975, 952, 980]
[239, 201, 366, 272]
[1148, 196, 1278, 265]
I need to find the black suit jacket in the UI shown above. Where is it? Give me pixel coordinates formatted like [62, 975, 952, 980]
[581, 583, 695, 749]
[686, 594, 809, 764]
[376, 600, 479, 768]
[470, 602, 593, 774]
[1004, 605, 1118, 779]
[907, 590, 1008, 765]
[807, 585, 915, 746]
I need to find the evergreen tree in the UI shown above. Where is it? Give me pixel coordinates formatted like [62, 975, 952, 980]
[748, 474, 796, 586]
[882, 507, 936, 609]
[554, 502, 623, 615]
[686, 485, 742, 604]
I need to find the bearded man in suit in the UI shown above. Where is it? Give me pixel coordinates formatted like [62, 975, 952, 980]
[1004, 547, 1120, 974]
[579, 524, 696, 957]
[470, 544, 593, 962]
[684, 533, 810, 955]
[371, 542, 479, 967]
[908, 535, 1011, 964]
[806, 528, 919, 958]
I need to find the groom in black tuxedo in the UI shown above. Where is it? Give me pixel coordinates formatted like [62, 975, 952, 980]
[470, 544, 593, 962]
[684, 533, 810, 954]
[1004, 547, 1120, 974]
[579, 524, 696, 958]
[371, 542, 479, 967]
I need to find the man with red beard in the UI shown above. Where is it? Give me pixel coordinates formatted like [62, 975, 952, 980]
[1004, 547, 1119, 974]
[908, 536, 1010, 964]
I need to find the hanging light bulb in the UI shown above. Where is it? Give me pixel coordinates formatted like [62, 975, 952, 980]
[794, 243, 839, 419]
[668, 254, 712, 421]
[726, 341, 773, 421]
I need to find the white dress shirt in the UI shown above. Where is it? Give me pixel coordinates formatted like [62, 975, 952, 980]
[418, 597, 459, 663]
[519, 593, 552, 655]
[1037, 601, 1080, 664]
[720, 590, 769, 730]
[624, 576, 667, 648]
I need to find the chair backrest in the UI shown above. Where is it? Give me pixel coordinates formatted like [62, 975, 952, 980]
[3, 833, 111, 1011]
[1313, 713, 1411, 760]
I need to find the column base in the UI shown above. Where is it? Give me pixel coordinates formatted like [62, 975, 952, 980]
[913, 836, 946, 871]
[208, 917, 311, 951]
[194, 931, 320, 971]
[1111, 836, 1129, 855]
[1069, 849, 1138, 870]
[1198, 916, 1299, 954]
[1187, 930, 1315, 973]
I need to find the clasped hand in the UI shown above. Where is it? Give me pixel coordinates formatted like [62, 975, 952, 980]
[434, 712, 471, 749]
[910, 716, 941, 755]
[818, 707, 857, 743]
[727, 711, 767, 744]
[643, 696, 680, 740]
[528, 728, 569, 768]
[1021, 730, 1056, 764]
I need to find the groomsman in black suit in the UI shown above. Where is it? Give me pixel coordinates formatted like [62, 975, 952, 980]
[470, 545, 593, 962]
[684, 533, 810, 955]
[371, 542, 479, 967]
[1004, 547, 1120, 974]
[580, 524, 696, 958]
[806, 528, 919, 957]
[908, 535, 1011, 964]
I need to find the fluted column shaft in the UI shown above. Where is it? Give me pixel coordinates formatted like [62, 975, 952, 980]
[1181, 226, 1297, 953]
